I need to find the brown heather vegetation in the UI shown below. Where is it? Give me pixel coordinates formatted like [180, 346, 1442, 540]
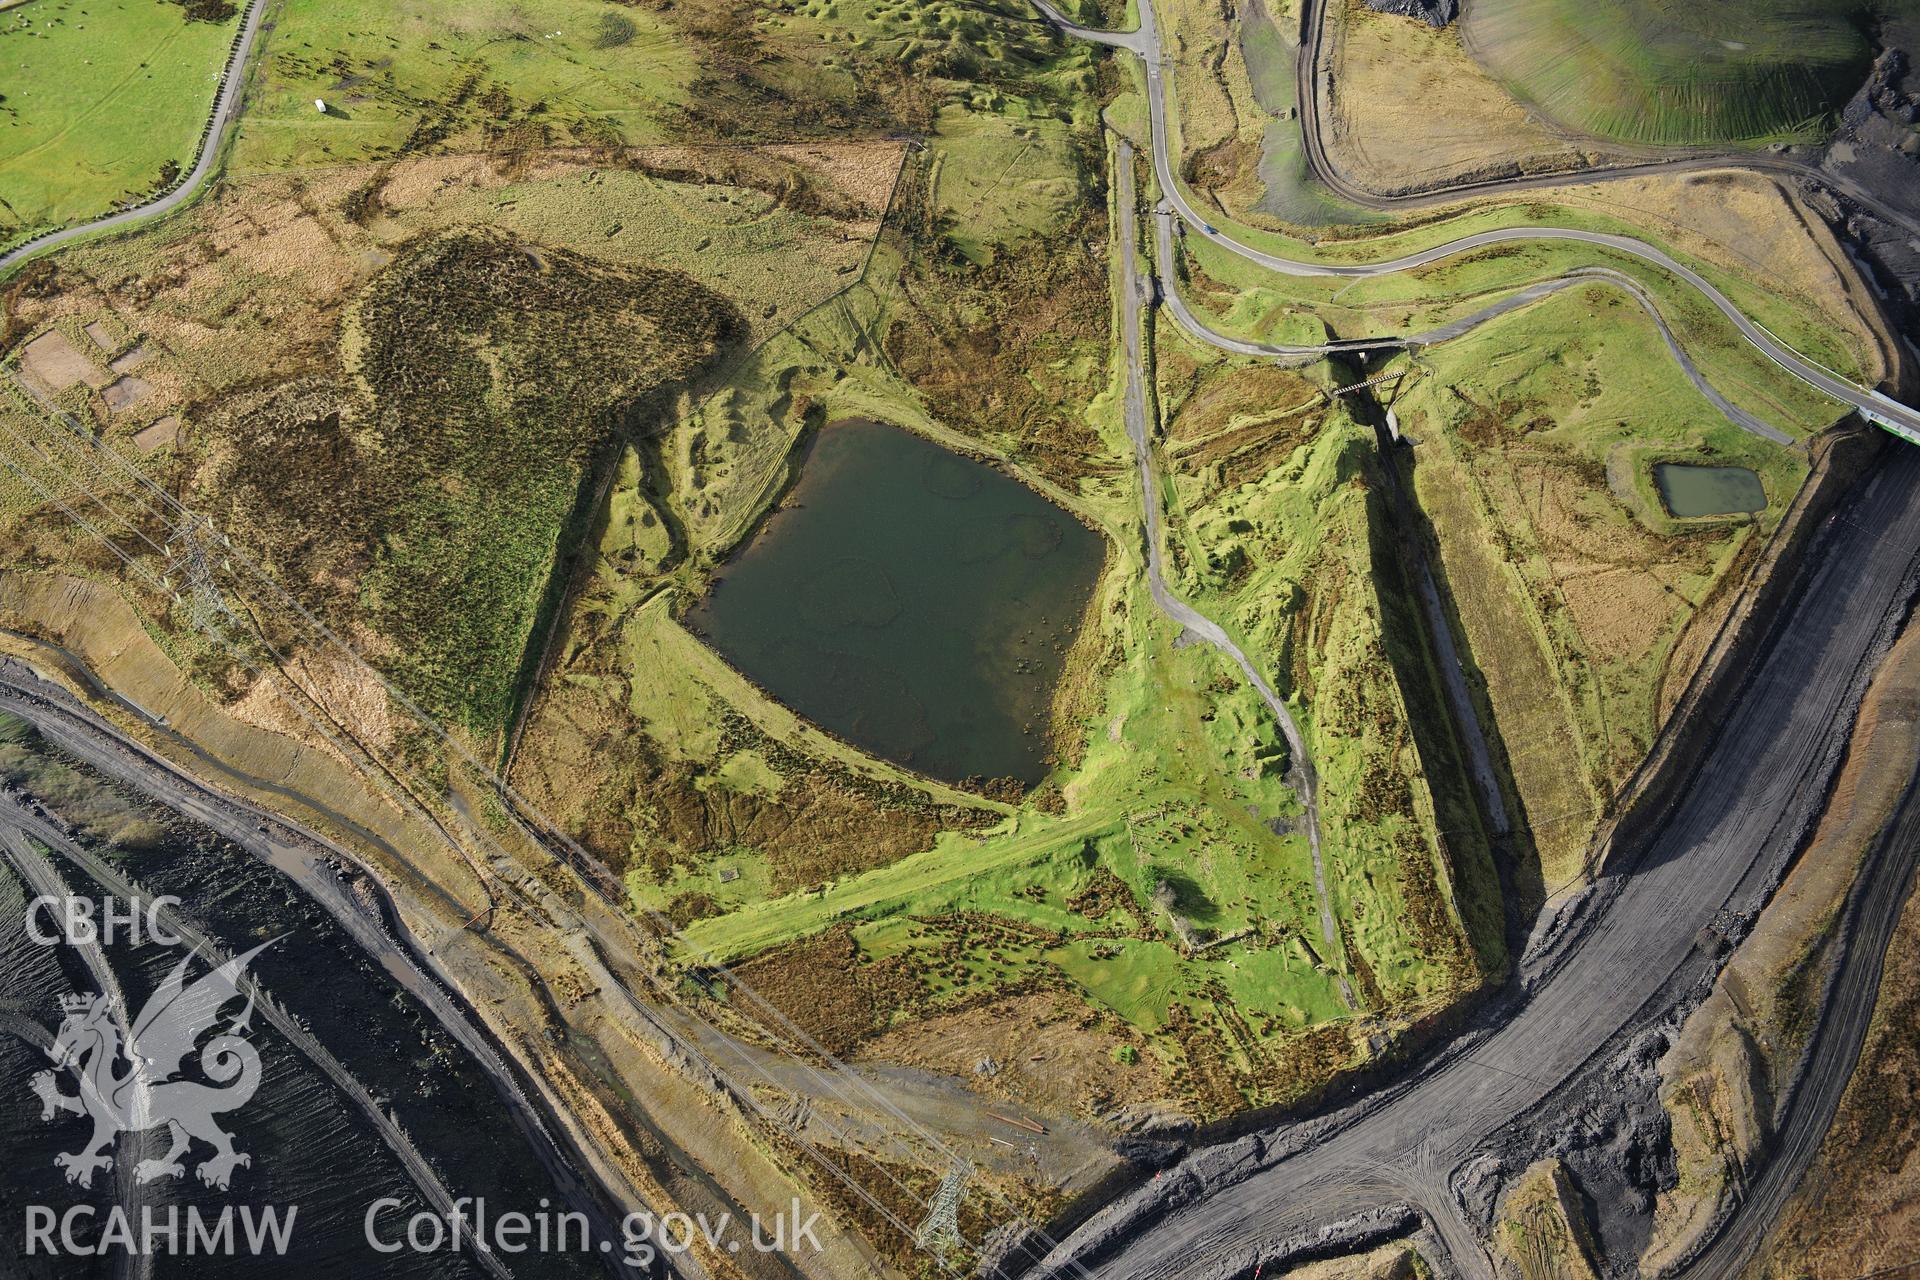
[560, 702, 990, 889]
[884, 206, 1118, 488]
[202, 230, 741, 736]
[730, 924, 933, 1057]
[623, 0, 940, 141]
[1164, 361, 1327, 495]
[850, 92, 1126, 489]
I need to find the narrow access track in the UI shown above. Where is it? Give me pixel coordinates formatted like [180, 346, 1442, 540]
[0, 0, 269, 275]
[1680, 760, 1920, 1278]
[0, 657, 641, 1279]
[1031, 0, 1920, 441]
[1148, 207, 1794, 443]
[1031, 5, 1920, 1277]
[1, 807, 517, 1280]
[1028, 420, 1920, 1280]
[1113, 142, 1346, 977]
[1292, 0, 1920, 243]
[0, 825, 157, 1280]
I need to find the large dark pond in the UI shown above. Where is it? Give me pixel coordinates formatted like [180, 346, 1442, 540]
[686, 419, 1105, 785]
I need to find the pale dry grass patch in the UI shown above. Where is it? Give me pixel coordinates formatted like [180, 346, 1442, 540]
[761, 141, 904, 214]
[1554, 169, 1886, 384]
[1326, 0, 1618, 194]
[1557, 568, 1675, 665]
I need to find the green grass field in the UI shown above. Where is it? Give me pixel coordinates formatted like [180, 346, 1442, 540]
[0, 0, 241, 252]
[1461, 0, 1875, 145]
[672, 573, 1375, 1112]
[232, 0, 1112, 173]
[928, 104, 1089, 263]
[1174, 228, 1862, 440]
[230, 0, 693, 171]
[1387, 280, 1807, 883]
[1151, 330, 1507, 1003]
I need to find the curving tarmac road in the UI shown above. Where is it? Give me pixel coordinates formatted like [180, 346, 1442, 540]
[8, 1, 1916, 1271]
[1031, 0, 1920, 443]
[1031, 421, 1920, 1280]
[0, 0, 268, 276]
[1147, 207, 1794, 444]
[1292, 0, 1920, 243]
[1112, 145, 1345, 976]
[1130, 147, 1522, 864]
[1032, 3, 1920, 1277]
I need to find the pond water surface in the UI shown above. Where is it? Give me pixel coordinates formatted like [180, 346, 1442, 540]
[686, 419, 1105, 785]
[1654, 463, 1766, 518]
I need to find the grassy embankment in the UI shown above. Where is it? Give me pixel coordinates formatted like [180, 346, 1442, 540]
[0, 0, 242, 253]
[0, 137, 892, 741]
[1461, 0, 1874, 145]
[0, 711, 167, 847]
[1390, 285, 1808, 888]
[1145, 0, 1883, 405]
[1316, 0, 1623, 196]
[1497, 1159, 1604, 1280]
[516, 1, 1403, 1118]
[1149, 276, 1507, 1020]
[1148, 148, 1818, 889]
[1170, 216, 1872, 427]
[1116, 2, 1873, 889]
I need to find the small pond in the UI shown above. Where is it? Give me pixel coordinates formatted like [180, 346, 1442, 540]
[685, 419, 1105, 785]
[1654, 463, 1766, 518]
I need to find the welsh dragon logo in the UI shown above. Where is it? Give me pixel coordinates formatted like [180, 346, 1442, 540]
[31, 941, 272, 1191]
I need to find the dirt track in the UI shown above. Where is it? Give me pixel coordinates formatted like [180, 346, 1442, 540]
[1291, 0, 1920, 240]
[0, 656, 644, 1278]
[1014, 425, 1920, 1278]
[1112, 144, 1345, 976]
[1677, 765, 1920, 1277]
[1004, 11, 1920, 1270]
